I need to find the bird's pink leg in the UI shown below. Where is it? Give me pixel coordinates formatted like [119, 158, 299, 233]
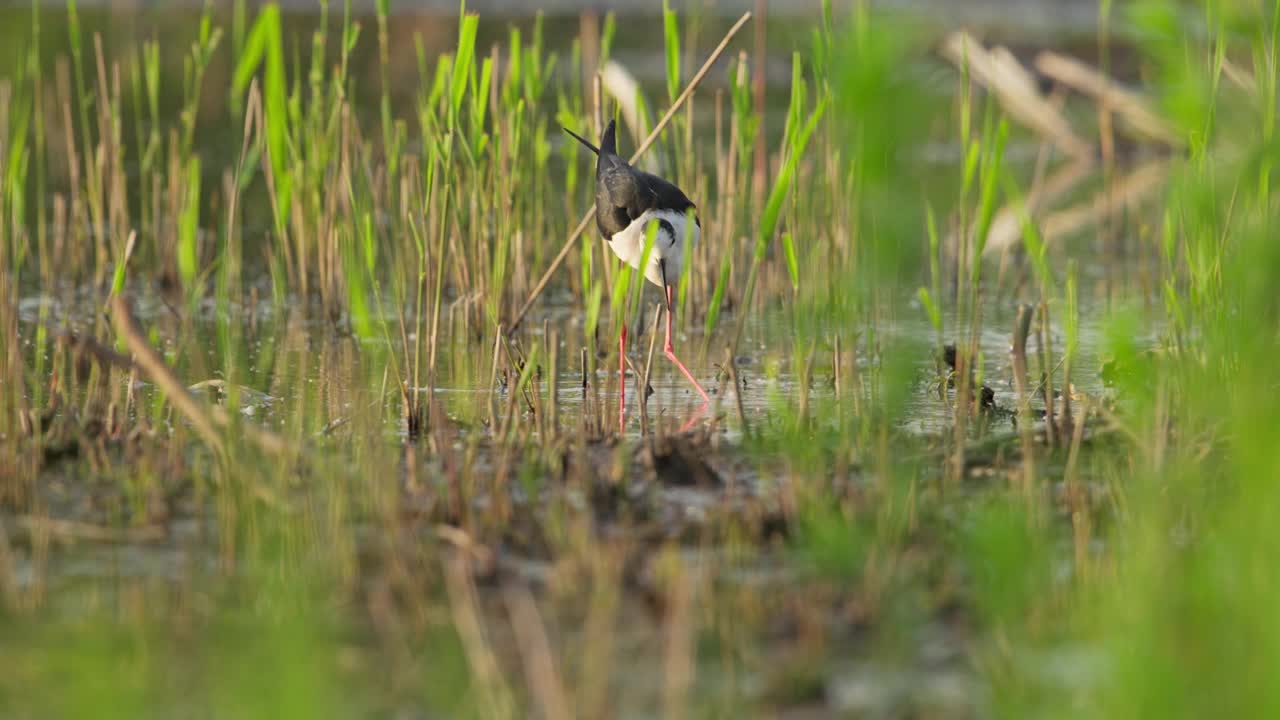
[619, 323, 628, 433]
[677, 401, 710, 434]
[665, 285, 710, 404]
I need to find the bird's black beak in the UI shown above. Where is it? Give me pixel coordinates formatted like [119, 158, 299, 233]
[659, 260, 674, 313]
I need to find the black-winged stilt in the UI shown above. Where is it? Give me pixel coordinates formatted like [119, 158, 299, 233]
[564, 119, 711, 430]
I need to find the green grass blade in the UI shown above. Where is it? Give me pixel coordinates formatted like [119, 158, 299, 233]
[450, 13, 479, 125]
[178, 157, 202, 290]
[663, 0, 681, 103]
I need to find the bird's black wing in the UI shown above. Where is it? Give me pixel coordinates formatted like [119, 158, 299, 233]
[634, 170, 696, 216]
[595, 157, 650, 237]
[587, 118, 696, 239]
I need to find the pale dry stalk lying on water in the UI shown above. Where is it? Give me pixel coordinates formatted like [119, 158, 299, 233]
[939, 31, 1175, 259]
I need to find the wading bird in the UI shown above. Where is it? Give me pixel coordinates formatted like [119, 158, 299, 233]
[564, 119, 711, 430]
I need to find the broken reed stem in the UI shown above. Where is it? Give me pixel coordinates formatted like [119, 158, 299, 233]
[1011, 303, 1036, 497]
[801, 343, 817, 429]
[548, 328, 560, 439]
[707, 347, 731, 434]
[535, 320, 550, 440]
[726, 355, 749, 438]
[500, 337, 532, 415]
[498, 338, 533, 441]
[623, 353, 644, 427]
[1011, 304, 1033, 407]
[531, 364, 545, 443]
[579, 346, 589, 431]
[1065, 399, 1088, 486]
[833, 334, 843, 401]
[509, 11, 754, 333]
[488, 326, 504, 430]
[1037, 302, 1057, 448]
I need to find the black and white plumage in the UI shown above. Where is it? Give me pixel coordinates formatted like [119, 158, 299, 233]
[564, 120, 701, 290]
[564, 119, 711, 430]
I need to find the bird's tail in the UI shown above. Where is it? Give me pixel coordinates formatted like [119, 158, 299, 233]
[561, 119, 620, 157]
[599, 119, 618, 156]
[562, 126, 600, 155]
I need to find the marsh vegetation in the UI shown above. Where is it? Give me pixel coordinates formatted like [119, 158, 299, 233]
[2, 0, 1279, 717]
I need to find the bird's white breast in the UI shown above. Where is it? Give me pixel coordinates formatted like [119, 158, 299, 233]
[607, 209, 698, 289]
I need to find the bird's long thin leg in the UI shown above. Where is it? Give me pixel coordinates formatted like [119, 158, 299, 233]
[619, 322, 628, 433]
[661, 263, 711, 404]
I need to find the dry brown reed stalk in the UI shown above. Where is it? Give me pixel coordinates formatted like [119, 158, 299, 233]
[833, 334, 843, 401]
[0, 516, 14, 609]
[661, 551, 695, 720]
[983, 159, 1095, 257]
[1065, 398, 1091, 482]
[1037, 303, 1057, 448]
[394, 284, 422, 441]
[578, 545, 623, 719]
[622, 352, 644, 428]
[109, 295, 292, 458]
[1040, 159, 1168, 241]
[443, 553, 515, 720]
[0, 80, 9, 231]
[751, 0, 768, 210]
[503, 338, 538, 419]
[719, 55, 745, 294]
[54, 60, 82, 273]
[1220, 57, 1258, 95]
[532, 358, 546, 442]
[502, 580, 573, 720]
[580, 10, 601, 104]
[727, 354, 749, 438]
[60, 332, 136, 375]
[548, 327, 560, 439]
[797, 341, 816, 430]
[487, 327, 504, 429]
[1065, 399, 1090, 576]
[942, 37, 1176, 260]
[12, 516, 167, 545]
[711, 84, 727, 263]
[940, 32, 1091, 159]
[578, 346, 590, 429]
[110, 296, 224, 455]
[1011, 304, 1034, 406]
[1035, 51, 1182, 146]
[705, 348, 729, 435]
[0, 271, 30, 444]
[509, 11, 755, 333]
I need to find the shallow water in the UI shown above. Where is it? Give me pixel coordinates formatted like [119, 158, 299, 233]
[16, 266, 1149, 446]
